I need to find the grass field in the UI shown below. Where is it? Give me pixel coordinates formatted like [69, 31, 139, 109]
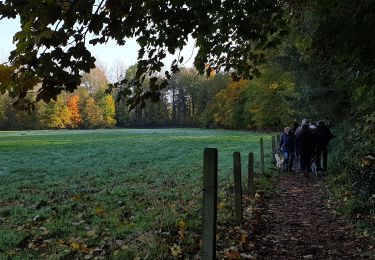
[0, 128, 273, 259]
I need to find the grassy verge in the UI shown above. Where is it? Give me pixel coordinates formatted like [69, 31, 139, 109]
[325, 172, 375, 238]
[324, 123, 375, 240]
[0, 128, 275, 258]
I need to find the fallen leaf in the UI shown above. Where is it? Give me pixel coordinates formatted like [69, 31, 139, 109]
[225, 247, 240, 260]
[178, 220, 187, 230]
[240, 231, 248, 246]
[218, 202, 226, 209]
[95, 207, 104, 215]
[178, 220, 186, 240]
[170, 244, 182, 257]
[70, 242, 80, 251]
[71, 195, 81, 201]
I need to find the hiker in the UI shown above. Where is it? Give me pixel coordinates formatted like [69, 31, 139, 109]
[279, 127, 295, 172]
[296, 120, 314, 172]
[294, 118, 308, 136]
[314, 120, 333, 171]
[291, 121, 300, 170]
[294, 119, 308, 170]
[292, 120, 299, 134]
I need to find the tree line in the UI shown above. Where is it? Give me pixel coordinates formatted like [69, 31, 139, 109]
[0, 62, 300, 131]
[0, 66, 116, 130]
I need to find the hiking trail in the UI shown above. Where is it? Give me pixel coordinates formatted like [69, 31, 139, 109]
[252, 174, 374, 259]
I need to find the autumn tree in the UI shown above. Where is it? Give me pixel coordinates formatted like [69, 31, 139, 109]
[212, 80, 248, 129]
[81, 97, 103, 129]
[98, 94, 116, 128]
[43, 95, 71, 129]
[66, 95, 81, 128]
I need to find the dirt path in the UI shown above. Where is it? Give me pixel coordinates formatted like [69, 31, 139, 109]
[253, 174, 374, 259]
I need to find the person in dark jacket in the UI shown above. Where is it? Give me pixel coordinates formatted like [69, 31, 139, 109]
[279, 127, 295, 172]
[291, 121, 300, 170]
[294, 119, 308, 136]
[292, 120, 299, 134]
[296, 123, 314, 172]
[314, 120, 333, 171]
[294, 119, 308, 170]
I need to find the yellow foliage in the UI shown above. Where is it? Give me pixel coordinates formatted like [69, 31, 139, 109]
[69, 241, 90, 253]
[205, 64, 216, 79]
[178, 219, 187, 240]
[82, 97, 103, 128]
[70, 241, 80, 251]
[178, 219, 186, 231]
[213, 80, 249, 128]
[100, 95, 116, 127]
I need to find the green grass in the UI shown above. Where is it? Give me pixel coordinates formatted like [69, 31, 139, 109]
[0, 128, 274, 258]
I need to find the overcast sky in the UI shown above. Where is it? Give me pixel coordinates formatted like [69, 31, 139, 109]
[0, 17, 197, 76]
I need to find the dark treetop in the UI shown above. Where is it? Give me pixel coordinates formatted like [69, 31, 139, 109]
[0, 0, 286, 109]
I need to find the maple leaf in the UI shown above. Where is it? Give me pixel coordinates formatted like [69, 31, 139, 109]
[70, 241, 91, 253]
[170, 244, 182, 257]
[70, 241, 80, 251]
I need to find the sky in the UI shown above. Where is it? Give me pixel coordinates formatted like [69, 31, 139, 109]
[0, 17, 197, 78]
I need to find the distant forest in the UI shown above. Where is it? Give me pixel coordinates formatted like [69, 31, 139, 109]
[0, 62, 340, 131]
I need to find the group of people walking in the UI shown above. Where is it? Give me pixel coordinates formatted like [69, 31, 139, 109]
[279, 119, 333, 173]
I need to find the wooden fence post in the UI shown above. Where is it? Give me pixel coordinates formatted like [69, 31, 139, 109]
[233, 152, 243, 224]
[271, 136, 276, 163]
[248, 152, 254, 194]
[276, 134, 280, 146]
[260, 138, 264, 174]
[202, 148, 218, 260]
